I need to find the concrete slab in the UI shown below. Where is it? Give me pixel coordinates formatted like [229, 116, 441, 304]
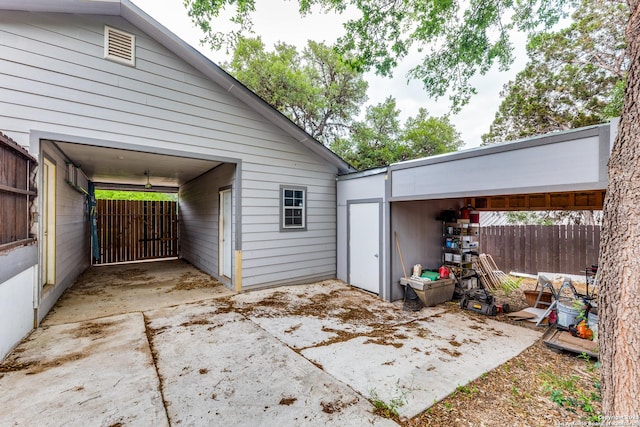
[229, 282, 542, 420]
[43, 259, 233, 326]
[1, 277, 542, 425]
[145, 300, 397, 426]
[0, 313, 167, 426]
[301, 312, 541, 419]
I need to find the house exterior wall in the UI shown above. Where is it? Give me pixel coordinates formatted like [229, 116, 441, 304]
[336, 171, 387, 291]
[38, 142, 91, 322]
[179, 163, 235, 285]
[0, 245, 37, 360]
[0, 11, 339, 293]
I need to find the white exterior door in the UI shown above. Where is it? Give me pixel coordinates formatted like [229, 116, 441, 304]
[43, 158, 56, 286]
[219, 189, 232, 278]
[348, 202, 380, 294]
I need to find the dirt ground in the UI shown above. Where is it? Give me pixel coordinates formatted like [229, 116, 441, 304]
[404, 277, 602, 427]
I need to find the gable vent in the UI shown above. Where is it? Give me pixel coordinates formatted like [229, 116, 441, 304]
[104, 26, 135, 66]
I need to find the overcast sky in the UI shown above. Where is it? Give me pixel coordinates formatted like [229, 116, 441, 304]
[132, 0, 529, 149]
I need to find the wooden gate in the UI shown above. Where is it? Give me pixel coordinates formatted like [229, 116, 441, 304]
[96, 199, 178, 264]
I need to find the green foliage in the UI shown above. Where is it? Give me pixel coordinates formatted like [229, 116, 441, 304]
[226, 37, 368, 144]
[501, 277, 522, 295]
[185, 0, 578, 110]
[505, 210, 602, 226]
[482, 0, 628, 144]
[223, 37, 462, 170]
[540, 368, 601, 419]
[505, 211, 553, 225]
[455, 384, 478, 396]
[368, 388, 407, 419]
[332, 98, 462, 170]
[95, 190, 178, 201]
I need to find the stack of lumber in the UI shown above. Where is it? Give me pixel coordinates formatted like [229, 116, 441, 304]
[476, 254, 520, 292]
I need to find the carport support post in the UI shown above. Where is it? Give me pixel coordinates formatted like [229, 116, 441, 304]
[234, 250, 242, 292]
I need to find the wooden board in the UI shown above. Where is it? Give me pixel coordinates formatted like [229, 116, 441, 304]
[543, 327, 599, 359]
[506, 310, 537, 320]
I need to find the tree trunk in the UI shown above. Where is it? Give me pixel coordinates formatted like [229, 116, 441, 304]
[599, 0, 640, 415]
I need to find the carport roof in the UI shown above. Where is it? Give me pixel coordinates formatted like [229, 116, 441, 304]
[0, 0, 355, 175]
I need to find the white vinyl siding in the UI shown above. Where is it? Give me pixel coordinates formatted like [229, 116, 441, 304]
[38, 142, 91, 320]
[0, 11, 338, 289]
[179, 163, 235, 285]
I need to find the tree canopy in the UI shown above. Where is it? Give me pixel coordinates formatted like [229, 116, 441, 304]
[331, 98, 462, 170]
[185, 0, 577, 110]
[226, 37, 368, 144]
[225, 37, 462, 170]
[482, 0, 628, 144]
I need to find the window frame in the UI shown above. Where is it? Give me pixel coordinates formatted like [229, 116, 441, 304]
[280, 185, 307, 231]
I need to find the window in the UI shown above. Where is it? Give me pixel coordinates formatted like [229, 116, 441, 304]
[280, 186, 306, 231]
[0, 132, 37, 252]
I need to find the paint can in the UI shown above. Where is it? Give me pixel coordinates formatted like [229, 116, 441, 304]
[412, 264, 422, 277]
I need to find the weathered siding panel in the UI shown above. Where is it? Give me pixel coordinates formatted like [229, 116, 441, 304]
[0, 11, 339, 290]
[336, 172, 388, 285]
[0, 265, 36, 361]
[38, 142, 90, 320]
[179, 163, 235, 285]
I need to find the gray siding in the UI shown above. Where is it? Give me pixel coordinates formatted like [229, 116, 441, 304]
[336, 172, 387, 285]
[179, 163, 235, 285]
[389, 126, 609, 201]
[0, 11, 338, 290]
[39, 142, 90, 320]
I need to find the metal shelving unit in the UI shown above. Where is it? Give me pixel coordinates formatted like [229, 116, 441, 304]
[442, 221, 480, 280]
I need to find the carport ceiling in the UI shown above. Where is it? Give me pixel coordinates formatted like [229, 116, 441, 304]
[52, 141, 221, 188]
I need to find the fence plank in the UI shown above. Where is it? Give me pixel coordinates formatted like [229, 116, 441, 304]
[480, 224, 601, 275]
[95, 199, 178, 265]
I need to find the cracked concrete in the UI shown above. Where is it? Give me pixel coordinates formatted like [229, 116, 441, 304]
[0, 260, 540, 425]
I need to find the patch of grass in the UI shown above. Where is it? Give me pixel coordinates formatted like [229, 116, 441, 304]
[540, 365, 602, 420]
[455, 384, 478, 396]
[369, 388, 407, 419]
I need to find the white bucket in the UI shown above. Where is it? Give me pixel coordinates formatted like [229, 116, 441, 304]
[557, 300, 581, 327]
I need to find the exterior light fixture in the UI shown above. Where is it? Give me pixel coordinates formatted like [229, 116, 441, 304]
[144, 170, 152, 189]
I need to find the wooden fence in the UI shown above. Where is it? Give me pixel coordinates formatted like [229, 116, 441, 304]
[0, 132, 37, 250]
[96, 199, 178, 264]
[480, 225, 600, 276]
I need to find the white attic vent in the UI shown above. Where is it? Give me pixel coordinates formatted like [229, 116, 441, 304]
[104, 25, 135, 66]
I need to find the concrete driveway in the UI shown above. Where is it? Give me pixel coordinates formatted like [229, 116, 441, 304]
[0, 261, 540, 426]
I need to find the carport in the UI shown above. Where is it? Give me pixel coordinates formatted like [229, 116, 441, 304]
[36, 135, 239, 322]
[337, 120, 616, 301]
[48, 138, 236, 263]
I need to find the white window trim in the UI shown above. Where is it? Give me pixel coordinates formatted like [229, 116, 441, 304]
[280, 185, 307, 231]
